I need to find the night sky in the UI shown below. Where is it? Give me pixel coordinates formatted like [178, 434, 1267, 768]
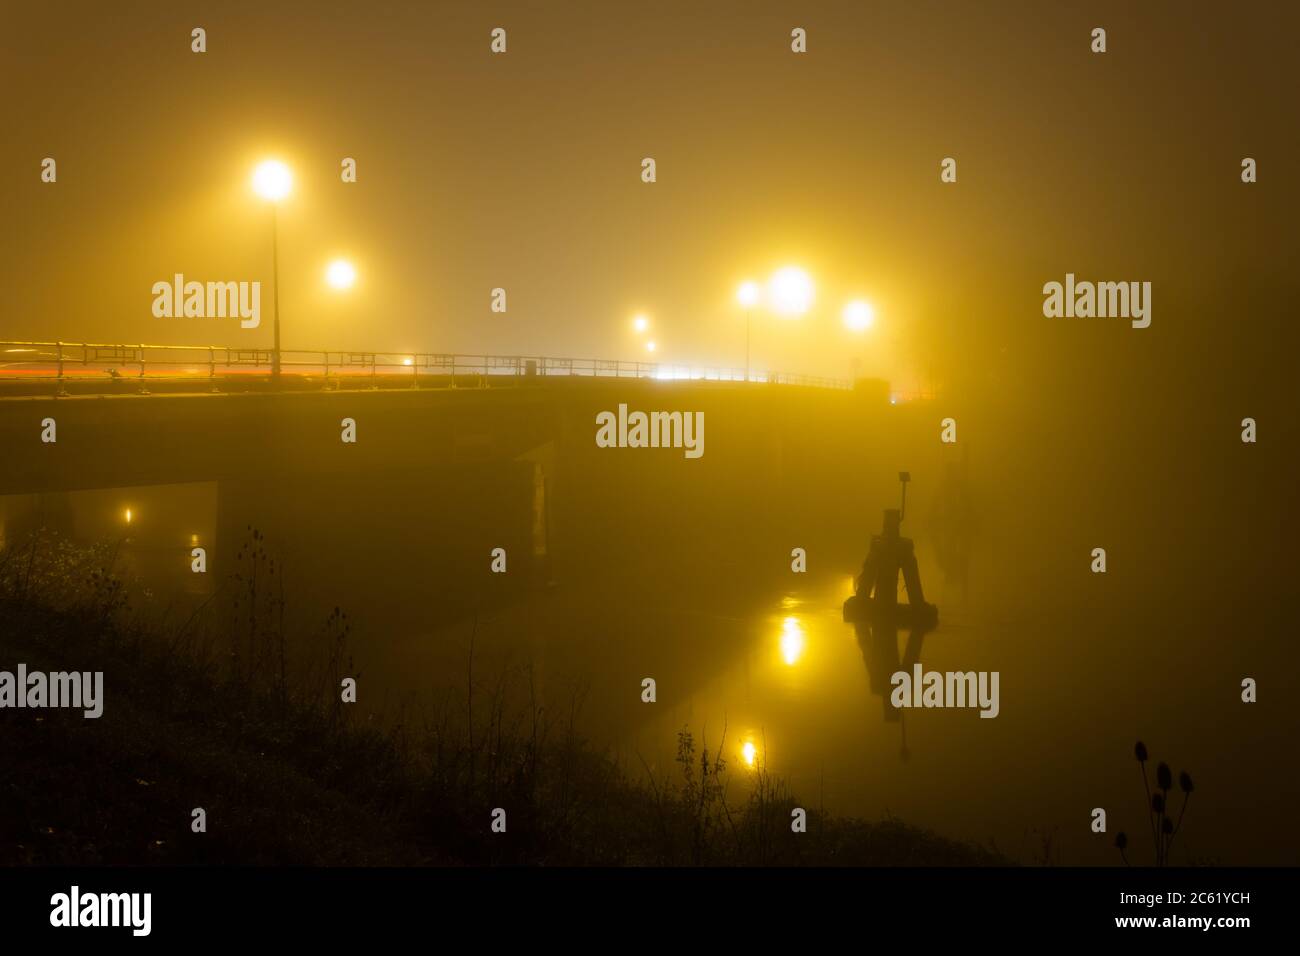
[3, 1, 1294, 399]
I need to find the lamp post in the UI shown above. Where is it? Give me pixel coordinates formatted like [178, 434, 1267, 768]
[842, 299, 875, 382]
[630, 314, 653, 375]
[737, 267, 812, 383]
[768, 266, 814, 317]
[252, 160, 293, 383]
[736, 280, 760, 382]
[842, 299, 874, 332]
[325, 259, 357, 291]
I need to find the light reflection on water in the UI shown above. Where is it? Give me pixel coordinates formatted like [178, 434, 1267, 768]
[602, 577, 1287, 867]
[779, 616, 805, 667]
[620, 579, 1029, 861]
[11, 481, 1293, 866]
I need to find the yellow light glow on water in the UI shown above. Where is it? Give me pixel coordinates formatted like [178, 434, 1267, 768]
[780, 616, 805, 665]
[741, 740, 757, 768]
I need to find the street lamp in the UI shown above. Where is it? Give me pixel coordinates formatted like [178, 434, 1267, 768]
[843, 300, 875, 382]
[632, 314, 650, 334]
[843, 299, 874, 331]
[768, 266, 814, 316]
[736, 280, 760, 382]
[252, 159, 293, 382]
[325, 259, 357, 290]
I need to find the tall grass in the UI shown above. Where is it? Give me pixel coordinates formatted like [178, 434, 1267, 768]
[0, 528, 1004, 866]
[1115, 740, 1195, 867]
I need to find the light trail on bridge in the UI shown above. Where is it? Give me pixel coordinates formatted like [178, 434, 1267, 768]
[0, 340, 852, 397]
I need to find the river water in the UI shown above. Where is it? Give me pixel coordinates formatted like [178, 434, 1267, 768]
[5, 436, 1295, 867]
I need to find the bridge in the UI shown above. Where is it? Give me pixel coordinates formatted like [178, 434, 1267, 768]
[0, 339, 915, 625]
[0, 340, 851, 399]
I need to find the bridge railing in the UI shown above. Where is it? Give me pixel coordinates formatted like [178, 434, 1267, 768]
[0, 340, 852, 394]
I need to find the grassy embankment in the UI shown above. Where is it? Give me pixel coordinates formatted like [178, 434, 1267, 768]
[0, 530, 1004, 866]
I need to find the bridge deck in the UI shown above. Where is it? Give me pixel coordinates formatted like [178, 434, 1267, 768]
[0, 340, 849, 399]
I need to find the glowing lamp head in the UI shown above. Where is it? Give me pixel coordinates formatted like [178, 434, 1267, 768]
[645, 340, 657, 353]
[325, 259, 357, 290]
[252, 159, 292, 202]
[736, 280, 761, 308]
[633, 314, 649, 333]
[843, 300, 875, 331]
[769, 266, 814, 315]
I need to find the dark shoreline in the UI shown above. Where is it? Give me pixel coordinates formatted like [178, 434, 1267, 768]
[0, 593, 1006, 867]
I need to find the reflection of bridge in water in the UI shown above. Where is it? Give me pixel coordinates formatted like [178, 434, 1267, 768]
[0, 340, 850, 398]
